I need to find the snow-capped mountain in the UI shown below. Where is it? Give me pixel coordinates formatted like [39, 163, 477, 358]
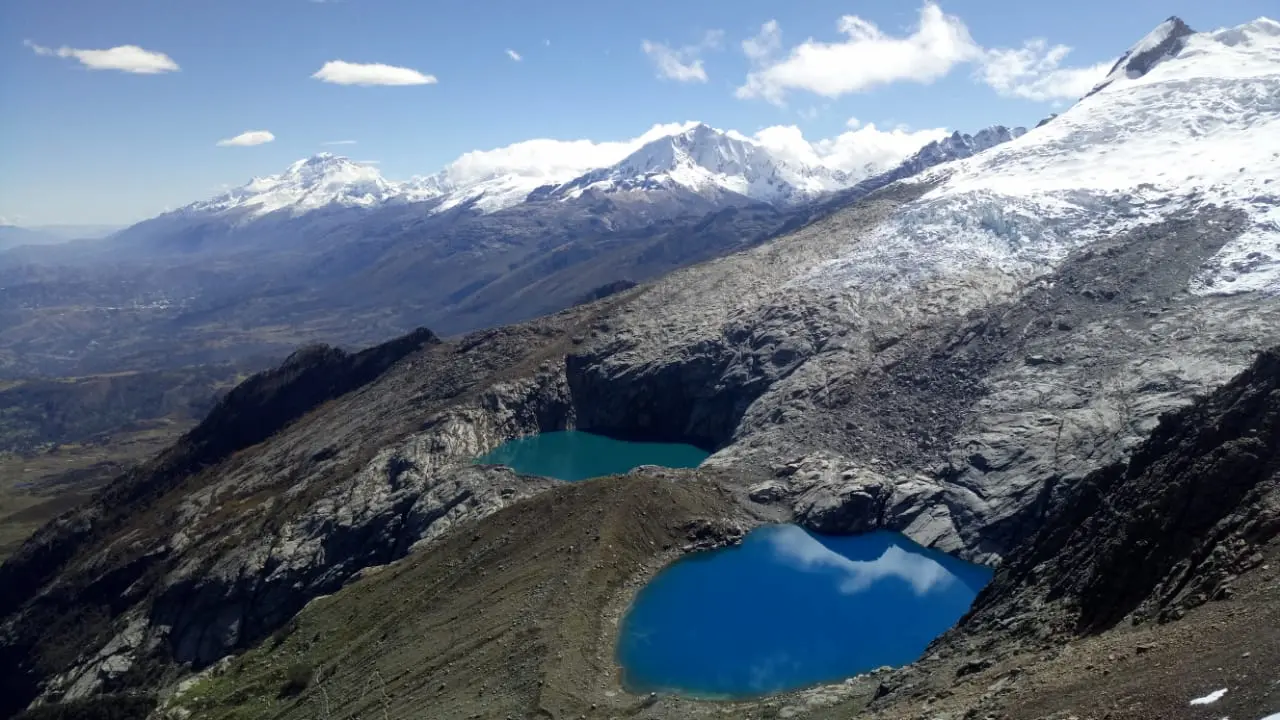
[1088, 17, 1194, 96]
[186, 154, 402, 220]
[540, 123, 853, 206]
[802, 15, 1280, 296]
[167, 122, 963, 225]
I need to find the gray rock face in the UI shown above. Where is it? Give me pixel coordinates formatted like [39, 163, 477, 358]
[152, 366, 573, 669]
[752, 454, 956, 546]
[1089, 17, 1194, 97]
[568, 184, 932, 449]
[959, 345, 1280, 639]
[570, 197, 1280, 563]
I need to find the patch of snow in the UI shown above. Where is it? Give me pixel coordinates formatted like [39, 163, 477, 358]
[1190, 687, 1229, 705]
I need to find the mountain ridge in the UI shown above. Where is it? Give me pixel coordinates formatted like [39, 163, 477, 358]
[142, 122, 949, 229]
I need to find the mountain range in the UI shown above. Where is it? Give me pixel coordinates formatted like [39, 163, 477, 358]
[0, 121, 1023, 378]
[169, 122, 890, 224]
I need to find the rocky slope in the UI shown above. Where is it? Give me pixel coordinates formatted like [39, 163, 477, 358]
[154, 473, 759, 720]
[964, 346, 1280, 638]
[146, 345, 1280, 720]
[818, 343, 1280, 720]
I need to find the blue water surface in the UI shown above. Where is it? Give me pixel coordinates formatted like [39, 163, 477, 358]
[618, 526, 993, 698]
[474, 430, 710, 482]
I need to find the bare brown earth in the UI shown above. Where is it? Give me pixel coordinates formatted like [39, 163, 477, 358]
[164, 472, 770, 720]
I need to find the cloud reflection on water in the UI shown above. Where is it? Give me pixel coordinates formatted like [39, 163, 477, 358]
[768, 525, 955, 596]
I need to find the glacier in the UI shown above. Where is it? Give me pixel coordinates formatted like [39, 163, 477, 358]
[800, 17, 1280, 297]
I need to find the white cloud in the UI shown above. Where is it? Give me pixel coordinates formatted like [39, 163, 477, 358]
[312, 60, 436, 86]
[24, 39, 179, 74]
[321, 139, 358, 146]
[505, 48, 522, 62]
[216, 130, 275, 147]
[846, 116, 861, 129]
[751, 121, 949, 175]
[438, 118, 943, 188]
[440, 121, 700, 185]
[641, 30, 724, 83]
[737, 3, 979, 104]
[742, 20, 781, 63]
[354, 159, 381, 165]
[978, 40, 1111, 101]
[736, 3, 1109, 105]
[768, 525, 954, 596]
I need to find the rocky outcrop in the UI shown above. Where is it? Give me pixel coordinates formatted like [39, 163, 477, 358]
[748, 454, 959, 549]
[1088, 17, 1194, 96]
[180, 327, 440, 469]
[964, 345, 1280, 637]
[566, 184, 929, 449]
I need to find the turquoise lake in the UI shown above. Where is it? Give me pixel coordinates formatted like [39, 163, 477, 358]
[474, 430, 710, 481]
[617, 526, 993, 698]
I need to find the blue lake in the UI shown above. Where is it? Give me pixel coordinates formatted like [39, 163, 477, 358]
[474, 430, 710, 482]
[618, 526, 993, 698]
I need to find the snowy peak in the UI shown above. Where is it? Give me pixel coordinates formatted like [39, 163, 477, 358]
[402, 173, 452, 202]
[281, 153, 363, 180]
[188, 153, 401, 219]
[614, 123, 790, 188]
[1090, 16, 1195, 95]
[544, 123, 849, 206]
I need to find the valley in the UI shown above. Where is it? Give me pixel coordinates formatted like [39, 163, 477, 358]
[0, 365, 251, 560]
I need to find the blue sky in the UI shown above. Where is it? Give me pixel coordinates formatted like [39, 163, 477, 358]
[1, 0, 1274, 225]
